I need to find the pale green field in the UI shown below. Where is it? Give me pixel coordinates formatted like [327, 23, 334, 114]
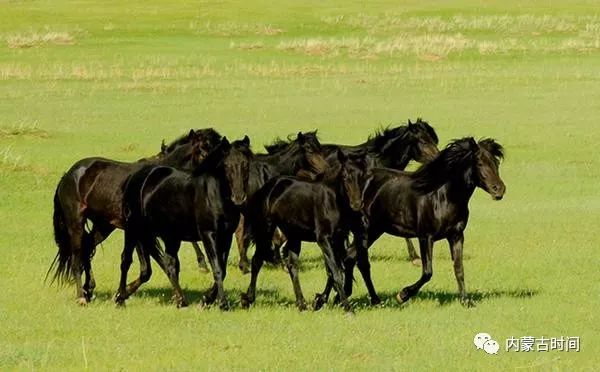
[1, 1, 599, 370]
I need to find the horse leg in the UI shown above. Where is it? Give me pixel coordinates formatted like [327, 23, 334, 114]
[240, 223, 273, 309]
[397, 236, 434, 304]
[191, 242, 209, 273]
[124, 243, 153, 298]
[283, 239, 307, 311]
[448, 232, 473, 307]
[318, 236, 352, 313]
[271, 228, 286, 266]
[82, 222, 115, 301]
[235, 217, 250, 274]
[353, 220, 380, 305]
[114, 232, 137, 306]
[405, 238, 421, 266]
[313, 268, 333, 311]
[68, 225, 88, 306]
[214, 229, 234, 310]
[199, 231, 226, 308]
[162, 238, 187, 308]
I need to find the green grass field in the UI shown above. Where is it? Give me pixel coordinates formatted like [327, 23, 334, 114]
[1, 1, 599, 370]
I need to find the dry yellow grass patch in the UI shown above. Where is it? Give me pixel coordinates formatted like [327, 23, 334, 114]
[189, 21, 283, 36]
[0, 121, 49, 139]
[322, 14, 600, 35]
[6, 31, 74, 49]
[230, 41, 265, 50]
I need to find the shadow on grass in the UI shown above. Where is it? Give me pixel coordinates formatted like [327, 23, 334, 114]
[93, 287, 296, 308]
[346, 288, 539, 309]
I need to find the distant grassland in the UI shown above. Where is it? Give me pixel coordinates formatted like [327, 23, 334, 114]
[0, 1, 599, 370]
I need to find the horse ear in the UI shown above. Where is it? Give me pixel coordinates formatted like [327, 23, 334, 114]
[337, 149, 347, 163]
[161, 139, 167, 153]
[468, 137, 478, 150]
[408, 119, 413, 125]
[242, 135, 250, 146]
[188, 129, 197, 141]
[297, 132, 305, 143]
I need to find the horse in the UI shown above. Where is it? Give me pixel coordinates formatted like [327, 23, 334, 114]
[233, 131, 329, 273]
[316, 137, 506, 308]
[116, 137, 253, 309]
[240, 150, 371, 313]
[48, 128, 221, 305]
[264, 118, 440, 265]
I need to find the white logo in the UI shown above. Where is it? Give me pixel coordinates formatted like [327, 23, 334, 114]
[474, 333, 499, 355]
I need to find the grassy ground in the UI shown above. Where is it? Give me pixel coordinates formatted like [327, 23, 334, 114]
[1, 1, 599, 370]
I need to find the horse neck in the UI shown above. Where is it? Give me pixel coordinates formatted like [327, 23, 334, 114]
[435, 170, 477, 206]
[157, 145, 193, 170]
[372, 140, 411, 170]
[256, 148, 301, 175]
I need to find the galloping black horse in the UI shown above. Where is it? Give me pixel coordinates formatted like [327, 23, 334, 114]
[233, 131, 329, 273]
[316, 138, 506, 307]
[49, 129, 221, 305]
[264, 119, 440, 265]
[116, 137, 253, 309]
[240, 150, 371, 312]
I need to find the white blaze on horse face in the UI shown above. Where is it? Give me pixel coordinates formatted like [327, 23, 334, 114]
[483, 340, 500, 355]
[474, 333, 492, 349]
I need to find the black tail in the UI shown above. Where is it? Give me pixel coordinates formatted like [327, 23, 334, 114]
[47, 180, 74, 285]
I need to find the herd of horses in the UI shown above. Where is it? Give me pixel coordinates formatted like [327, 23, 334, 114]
[49, 119, 506, 312]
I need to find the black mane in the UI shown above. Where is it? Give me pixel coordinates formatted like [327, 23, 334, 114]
[410, 137, 503, 193]
[410, 137, 477, 193]
[163, 128, 222, 153]
[264, 130, 319, 154]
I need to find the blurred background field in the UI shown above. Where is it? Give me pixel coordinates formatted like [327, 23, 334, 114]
[0, 1, 598, 370]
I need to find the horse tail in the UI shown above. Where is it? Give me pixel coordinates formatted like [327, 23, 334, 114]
[47, 178, 74, 285]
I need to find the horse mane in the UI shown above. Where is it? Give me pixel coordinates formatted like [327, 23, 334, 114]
[478, 138, 505, 161]
[264, 130, 319, 154]
[410, 137, 478, 193]
[163, 128, 222, 153]
[192, 139, 230, 176]
[191, 137, 253, 177]
[368, 125, 409, 152]
[412, 118, 439, 144]
[410, 137, 504, 193]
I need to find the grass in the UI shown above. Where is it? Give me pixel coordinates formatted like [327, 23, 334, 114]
[0, 0, 599, 370]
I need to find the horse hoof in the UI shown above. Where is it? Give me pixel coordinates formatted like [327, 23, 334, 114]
[297, 302, 308, 312]
[219, 302, 230, 311]
[114, 297, 126, 308]
[395, 291, 409, 305]
[313, 294, 327, 311]
[76, 297, 88, 306]
[411, 258, 422, 266]
[370, 296, 382, 306]
[240, 294, 251, 309]
[177, 299, 189, 308]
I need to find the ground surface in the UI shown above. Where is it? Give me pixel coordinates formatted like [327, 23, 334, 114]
[0, 1, 599, 370]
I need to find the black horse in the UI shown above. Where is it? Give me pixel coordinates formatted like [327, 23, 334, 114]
[264, 118, 440, 265]
[49, 129, 221, 305]
[240, 150, 371, 313]
[317, 137, 506, 308]
[232, 131, 329, 273]
[116, 137, 253, 309]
